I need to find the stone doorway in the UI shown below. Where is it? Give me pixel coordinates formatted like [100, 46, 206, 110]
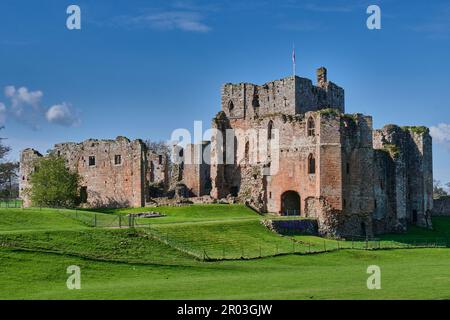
[281, 191, 300, 216]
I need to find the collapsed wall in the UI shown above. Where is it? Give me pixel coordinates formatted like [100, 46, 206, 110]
[373, 125, 433, 232]
[19, 137, 169, 208]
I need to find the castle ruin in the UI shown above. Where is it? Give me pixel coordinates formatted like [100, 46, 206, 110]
[19, 67, 433, 237]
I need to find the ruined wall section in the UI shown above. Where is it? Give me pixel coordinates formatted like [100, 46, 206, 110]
[432, 197, 450, 216]
[339, 114, 375, 237]
[220, 68, 345, 121]
[19, 149, 43, 207]
[373, 125, 433, 230]
[372, 150, 400, 233]
[51, 136, 145, 208]
[183, 142, 211, 197]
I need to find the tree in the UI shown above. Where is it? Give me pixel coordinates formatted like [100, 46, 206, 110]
[27, 155, 81, 207]
[433, 180, 448, 199]
[0, 162, 19, 198]
[0, 126, 18, 199]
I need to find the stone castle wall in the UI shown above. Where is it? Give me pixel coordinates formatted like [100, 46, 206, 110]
[20, 137, 169, 208]
[373, 125, 433, 231]
[432, 197, 450, 216]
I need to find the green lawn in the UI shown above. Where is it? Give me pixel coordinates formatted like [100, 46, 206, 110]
[1, 248, 449, 299]
[90, 204, 263, 225]
[0, 228, 196, 266]
[0, 208, 88, 233]
[0, 205, 450, 299]
[148, 220, 299, 259]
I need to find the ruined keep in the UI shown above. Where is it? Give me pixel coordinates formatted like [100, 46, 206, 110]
[209, 67, 433, 237]
[19, 67, 433, 237]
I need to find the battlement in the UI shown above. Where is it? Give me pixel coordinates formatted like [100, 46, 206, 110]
[221, 67, 345, 118]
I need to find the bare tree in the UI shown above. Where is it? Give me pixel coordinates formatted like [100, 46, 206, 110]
[433, 179, 448, 199]
[145, 140, 170, 156]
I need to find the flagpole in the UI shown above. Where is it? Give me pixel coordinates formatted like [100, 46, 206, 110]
[292, 44, 296, 77]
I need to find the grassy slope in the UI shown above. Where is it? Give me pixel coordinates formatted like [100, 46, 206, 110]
[1, 206, 450, 299]
[1, 248, 449, 300]
[94, 204, 262, 225]
[149, 220, 298, 259]
[0, 228, 196, 266]
[0, 208, 88, 233]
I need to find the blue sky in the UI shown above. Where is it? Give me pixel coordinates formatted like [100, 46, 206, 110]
[1, 0, 450, 182]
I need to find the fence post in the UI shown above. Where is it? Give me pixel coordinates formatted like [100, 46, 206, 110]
[323, 240, 326, 252]
[292, 241, 295, 253]
[119, 215, 122, 228]
[309, 243, 311, 253]
[365, 239, 368, 250]
[94, 213, 97, 227]
[337, 240, 340, 250]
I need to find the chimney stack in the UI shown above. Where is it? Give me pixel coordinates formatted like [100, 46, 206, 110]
[317, 67, 327, 86]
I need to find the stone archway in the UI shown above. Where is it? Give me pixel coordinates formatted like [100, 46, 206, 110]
[281, 191, 300, 216]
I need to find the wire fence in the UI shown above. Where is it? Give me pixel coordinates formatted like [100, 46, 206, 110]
[0, 198, 23, 208]
[2, 204, 449, 262]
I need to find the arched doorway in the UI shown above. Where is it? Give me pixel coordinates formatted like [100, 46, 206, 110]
[281, 191, 300, 216]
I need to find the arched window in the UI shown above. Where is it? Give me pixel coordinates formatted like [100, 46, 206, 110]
[244, 141, 250, 163]
[307, 117, 315, 137]
[268, 120, 274, 140]
[308, 154, 316, 174]
[228, 100, 234, 112]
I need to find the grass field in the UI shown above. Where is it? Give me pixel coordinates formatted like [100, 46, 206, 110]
[0, 205, 449, 299]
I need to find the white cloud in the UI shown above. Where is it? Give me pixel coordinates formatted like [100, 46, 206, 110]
[4, 85, 43, 109]
[46, 102, 81, 127]
[430, 123, 450, 150]
[3, 85, 44, 129]
[2, 86, 80, 129]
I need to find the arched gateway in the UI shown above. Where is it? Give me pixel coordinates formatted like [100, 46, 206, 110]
[281, 191, 300, 216]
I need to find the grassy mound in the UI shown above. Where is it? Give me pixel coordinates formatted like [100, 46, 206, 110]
[0, 208, 89, 233]
[0, 228, 196, 265]
[148, 220, 300, 259]
[90, 204, 262, 225]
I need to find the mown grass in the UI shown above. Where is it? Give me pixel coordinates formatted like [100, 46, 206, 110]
[0, 208, 89, 233]
[147, 220, 299, 259]
[1, 205, 450, 299]
[1, 248, 450, 300]
[90, 204, 262, 225]
[0, 228, 196, 266]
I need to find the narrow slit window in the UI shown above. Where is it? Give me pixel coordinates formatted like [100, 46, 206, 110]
[308, 154, 316, 174]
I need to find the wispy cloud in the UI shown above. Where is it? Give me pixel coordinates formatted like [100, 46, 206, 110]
[2, 86, 80, 129]
[122, 10, 211, 32]
[408, 3, 450, 39]
[283, 0, 368, 13]
[431, 123, 450, 150]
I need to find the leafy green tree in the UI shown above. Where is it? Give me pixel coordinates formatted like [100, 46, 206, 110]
[27, 155, 81, 207]
[0, 162, 19, 198]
